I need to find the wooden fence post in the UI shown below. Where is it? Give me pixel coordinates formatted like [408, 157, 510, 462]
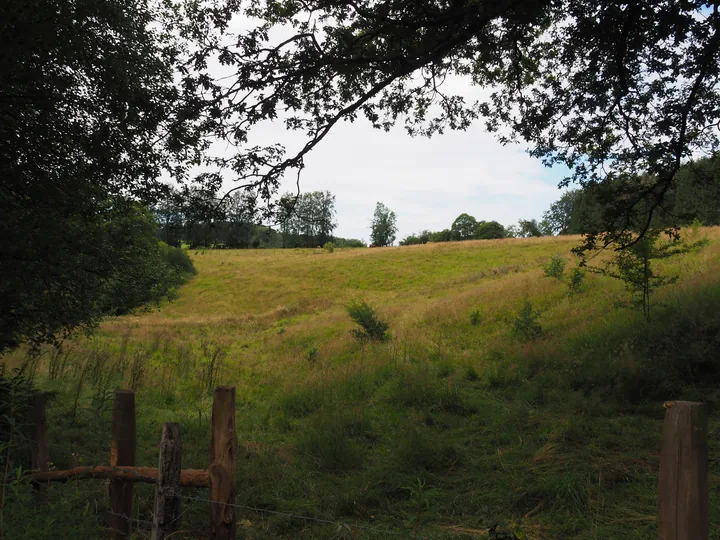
[658, 401, 708, 540]
[110, 389, 136, 539]
[30, 392, 49, 503]
[152, 423, 182, 540]
[210, 386, 237, 540]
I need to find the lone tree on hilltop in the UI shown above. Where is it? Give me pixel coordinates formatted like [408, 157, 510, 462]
[370, 202, 398, 247]
[451, 213, 479, 240]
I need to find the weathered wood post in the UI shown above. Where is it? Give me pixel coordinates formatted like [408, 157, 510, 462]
[30, 392, 49, 503]
[658, 401, 708, 540]
[110, 389, 136, 539]
[209, 386, 237, 540]
[152, 423, 182, 540]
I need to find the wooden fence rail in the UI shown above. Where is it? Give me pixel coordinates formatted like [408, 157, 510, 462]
[28, 392, 709, 538]
[29, 387, 237, 539]
[30, 465, 210, 488]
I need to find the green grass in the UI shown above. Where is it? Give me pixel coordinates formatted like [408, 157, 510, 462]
[3, 230, 720, 538]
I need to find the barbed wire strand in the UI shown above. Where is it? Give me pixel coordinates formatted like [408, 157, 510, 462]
[178, 494, 421, 537]
[37, 466, 432, 538]
[106, 509, 153, 526]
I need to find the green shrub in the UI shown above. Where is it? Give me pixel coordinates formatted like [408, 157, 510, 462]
[346, 299, 389, 342]
[323, 241, 335, 253]
[470, 309, 482, 326]
[567, 267, 586, 296]
[543, 254, 565, 279]
[158, 242, 196, 275]
[336, 238, 366, 248]
[511, 299, 542, 342]
[0, 365, 36, 472]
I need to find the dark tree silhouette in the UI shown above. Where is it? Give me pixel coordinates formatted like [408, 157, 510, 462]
[173, 0, 720, 253]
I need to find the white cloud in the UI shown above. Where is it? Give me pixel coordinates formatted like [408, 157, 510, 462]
[264, 120, 567, 241]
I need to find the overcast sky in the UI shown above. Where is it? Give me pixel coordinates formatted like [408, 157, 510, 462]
[215, 104, 570, 243]
[211, 19, 570, 244]
[259, 120, 569, 243]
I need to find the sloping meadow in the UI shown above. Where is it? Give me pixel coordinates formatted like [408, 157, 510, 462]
[4, 230, 720, 538]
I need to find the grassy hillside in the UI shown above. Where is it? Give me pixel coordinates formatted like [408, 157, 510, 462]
[4, 230, 720, 539]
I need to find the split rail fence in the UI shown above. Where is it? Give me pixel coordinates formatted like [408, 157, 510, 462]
[29, 386, 236, 540]
[26, 389, 711, 540]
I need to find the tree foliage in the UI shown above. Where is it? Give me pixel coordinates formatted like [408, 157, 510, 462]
[0, 0, 199, 351]
[400, 231, 430, 246]
[475, 221, 506, 239]
[517, 219, 543, 238]
[174, 0, 720, 253]
[370, 202, 398, 247]
[278, 191, 338, 247]
[543, 156, 720, 237]
[451, 213, 479, 240]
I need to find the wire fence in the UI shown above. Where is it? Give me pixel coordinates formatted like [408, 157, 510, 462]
[98, 491, 427, 538]
[179, 494, 412, 537]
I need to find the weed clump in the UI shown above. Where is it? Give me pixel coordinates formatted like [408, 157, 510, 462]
[543, 254, 565, 279]
[304, 346, 319, 363]
[511, 299, 542, 342]
[323, 241, 335, 253]
[346, 299, 389, 342]
[470, 309, 482, 326]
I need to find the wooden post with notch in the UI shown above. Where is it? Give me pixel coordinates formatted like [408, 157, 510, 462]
[658, 401, 708, 540]
[209, 386, 237, 540]
[30, 392, 49, 503]
[152, 423, 182, 540]
[110, 389, 136, 539]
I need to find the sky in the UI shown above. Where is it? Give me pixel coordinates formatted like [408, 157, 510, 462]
[209, 17, 571, 244]
[256, 120, 569, 243]
[211, 91, 571, 243]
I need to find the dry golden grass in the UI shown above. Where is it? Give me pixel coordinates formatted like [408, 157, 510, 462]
[87, 228, 720, 390]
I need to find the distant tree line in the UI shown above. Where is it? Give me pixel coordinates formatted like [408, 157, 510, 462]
[151, 155, 720, 254]
[542, 156, 720, 236]
[399, 215, 541, 246]
[153, 187, 365, 249]
[398, 156, 720, 247]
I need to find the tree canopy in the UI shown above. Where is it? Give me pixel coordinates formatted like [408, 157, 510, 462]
[0, 0, 196, 351]
[451, 213, 479, 240]
[475, 221, 506, 240]
[177, 0, 720, 251]
[370, 203, 398, 246]
[278, 190, 338, 247]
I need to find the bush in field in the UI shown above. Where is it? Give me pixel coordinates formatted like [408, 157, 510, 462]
[158, 242, 196, 275]
[543, 254, 565, 279]
[323, 241, 335, 253]
[346, 300, 389, 342]
[511, 299, 542, 342]
[567, 267, 586, 297]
